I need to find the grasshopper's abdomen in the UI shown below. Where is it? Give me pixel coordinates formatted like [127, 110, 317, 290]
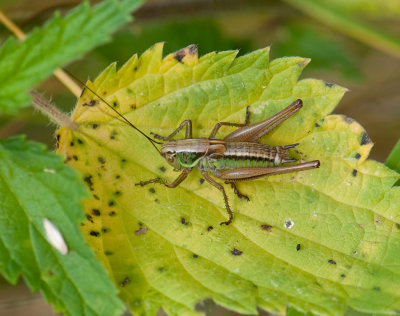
[199, 142, 292, 172]
[225, 142, 288, 162]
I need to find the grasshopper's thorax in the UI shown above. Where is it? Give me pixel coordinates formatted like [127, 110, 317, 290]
[161, 139, 211, 170]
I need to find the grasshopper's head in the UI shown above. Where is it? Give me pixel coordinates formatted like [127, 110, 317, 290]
[161, 142, 182, 171]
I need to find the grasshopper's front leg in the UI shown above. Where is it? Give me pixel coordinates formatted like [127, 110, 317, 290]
[135, 168, 192, 188]
[151, 120, 192, 141]
[201, 171, 234, 225]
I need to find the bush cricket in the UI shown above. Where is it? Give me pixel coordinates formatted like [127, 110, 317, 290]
[68, 73, 320, 226]
[135, 99, 320, 225]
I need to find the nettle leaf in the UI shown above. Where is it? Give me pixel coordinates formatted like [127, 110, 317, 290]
[56, 44, 400, 316]
[0, 136, 125, 316]
[0, 0, 143, 114]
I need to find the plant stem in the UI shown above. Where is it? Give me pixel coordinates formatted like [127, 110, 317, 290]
[30, 91, 79, 131]
[0, 10, 82, 97]
[284, 0, 400, 59]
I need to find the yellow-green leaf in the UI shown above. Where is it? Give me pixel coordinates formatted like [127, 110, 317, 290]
[56, 44, 400, 316]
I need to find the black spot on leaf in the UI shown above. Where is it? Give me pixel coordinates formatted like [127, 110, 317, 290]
[207, 226, 213, 231]
[328, 259, 336, 265]
[296, 244, 301, 251]
[345, 116, 354, 124]
[231, 248, 243, 256]
[91, 208, 101, 216]
[82, 100, 99, 107]
[261, 224, 272, 232]
[119, 277, 131, 287]
[352, 169, 358, 177]
[181, 217, 188, 225]
[360, 132, 372, 145]
[83, 175, 94, 190]
[135, 226, 148, 236]
[90, 230, 100, 237]
[354, 153, 361, 160]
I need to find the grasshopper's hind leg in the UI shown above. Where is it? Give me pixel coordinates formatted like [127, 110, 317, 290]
[201, 171, 234, 225]
[229, 183, 250, 202]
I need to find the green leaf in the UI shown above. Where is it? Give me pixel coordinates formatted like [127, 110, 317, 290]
[284, 0, 400, 59]
[0, 136, 125, 316]
[0, 0, 144, 114]
[56, 44, 400, 316]
[313, 0, 400, 18]
[385, 140, 400, 186]
[385, 140, 400, 173]
[273, 23, 363, 81]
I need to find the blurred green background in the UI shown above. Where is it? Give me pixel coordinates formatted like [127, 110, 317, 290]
[0, 0, 399, 315]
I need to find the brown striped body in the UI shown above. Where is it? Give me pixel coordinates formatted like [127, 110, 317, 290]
[141, 99, 320, 225]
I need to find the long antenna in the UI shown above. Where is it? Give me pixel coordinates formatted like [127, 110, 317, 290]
[63, 69, 162, 154]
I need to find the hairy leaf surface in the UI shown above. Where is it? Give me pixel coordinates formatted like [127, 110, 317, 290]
[57, 44, 400, 316]
[0, 0, 143, 114]
[0, 136, 125, 316]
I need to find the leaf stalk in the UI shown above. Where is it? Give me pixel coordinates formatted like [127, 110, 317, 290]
[30, 90, 79, 130]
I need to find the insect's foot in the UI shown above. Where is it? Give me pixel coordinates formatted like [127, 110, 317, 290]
[238, 193, 250, 202]
[283, 143, 299, 149]
[220, 220, 232, 226]
[135, 181, 149, 186]
[135, 178, 162, 186]
[229, 183, 250, 202]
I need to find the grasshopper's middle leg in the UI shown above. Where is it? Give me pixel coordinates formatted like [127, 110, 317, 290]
[135, 168, 191, 188]
[201, 171, 234, 225]
[208, 106, 250, 138]
[151, 120, 192, 141]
